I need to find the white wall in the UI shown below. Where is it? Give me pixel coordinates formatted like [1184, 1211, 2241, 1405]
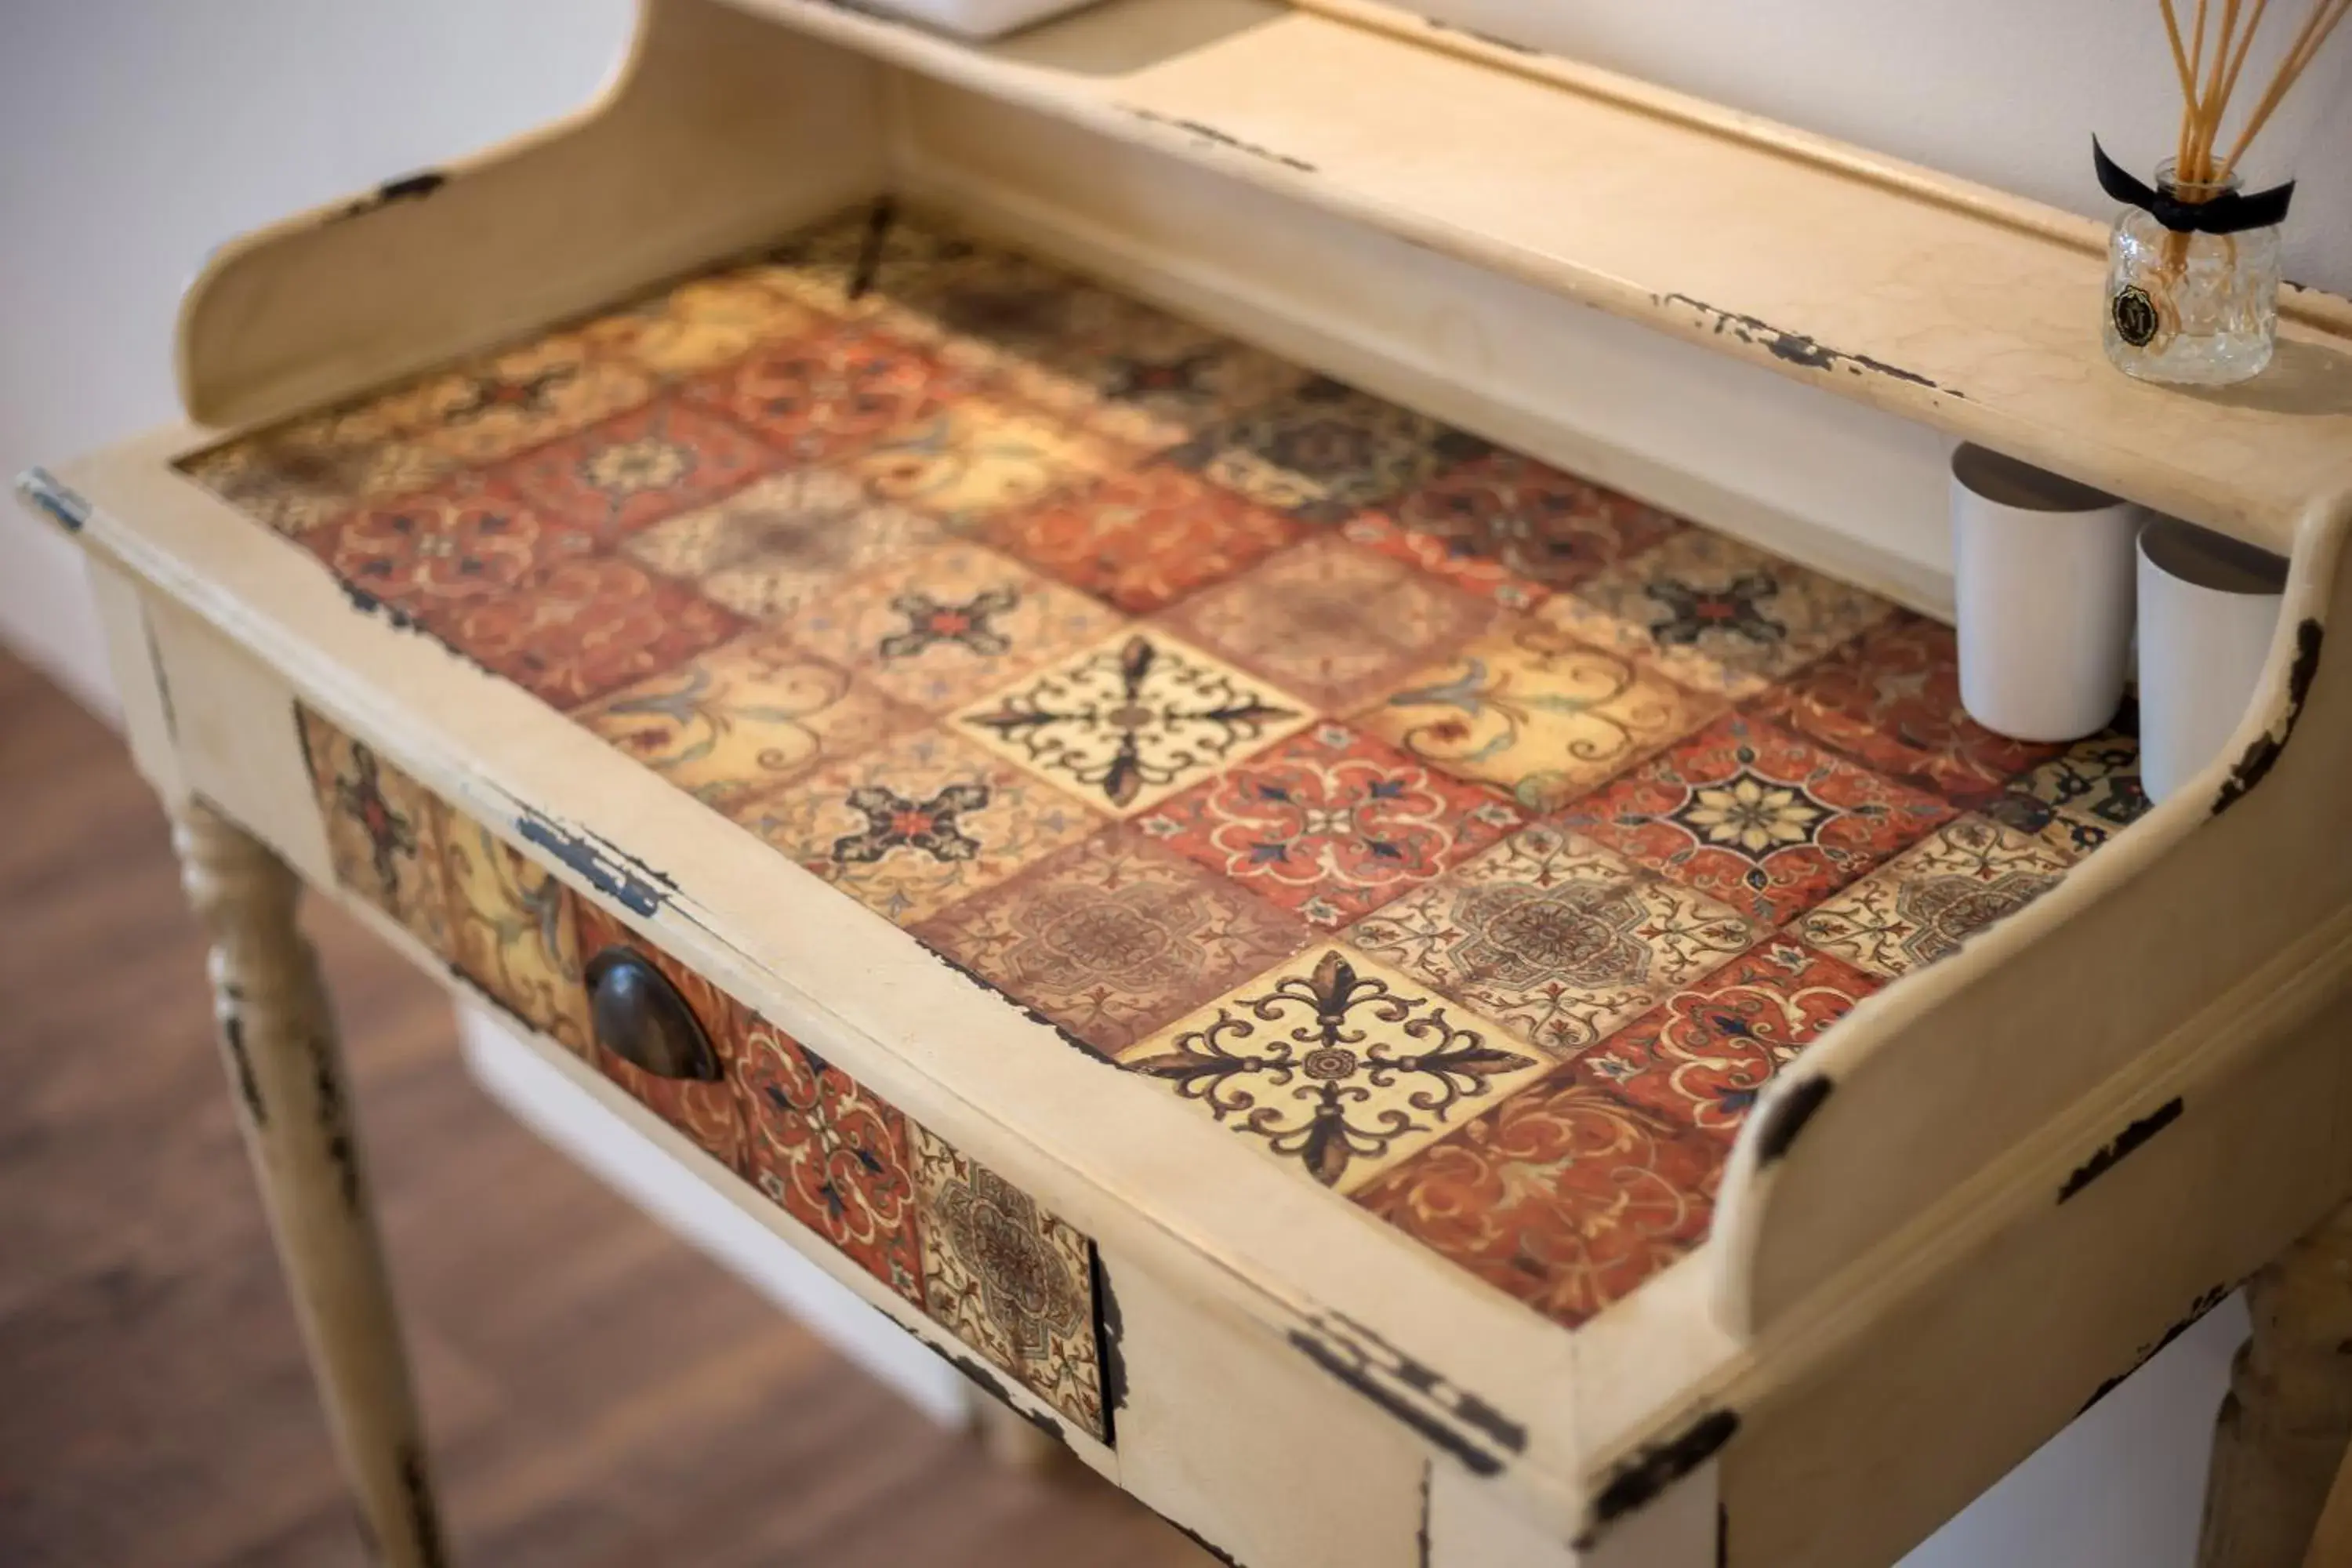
[0, 3, 2275, 1563]
[1423, 0, 2352, 296]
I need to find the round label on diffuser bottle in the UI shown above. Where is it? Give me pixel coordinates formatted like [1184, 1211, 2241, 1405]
[2111, 285, 2161, 347]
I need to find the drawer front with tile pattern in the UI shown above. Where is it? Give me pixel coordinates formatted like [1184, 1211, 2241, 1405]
[297, 703, 1111, 1442]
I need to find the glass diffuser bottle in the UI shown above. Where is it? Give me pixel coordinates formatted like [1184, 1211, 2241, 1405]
[2103, 159, 2283, 387]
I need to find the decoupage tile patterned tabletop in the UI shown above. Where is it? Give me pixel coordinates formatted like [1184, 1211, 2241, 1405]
[206, 203, 2148, 1341]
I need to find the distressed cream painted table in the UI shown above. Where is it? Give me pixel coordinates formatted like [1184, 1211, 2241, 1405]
[24, 3, 2352, 1564]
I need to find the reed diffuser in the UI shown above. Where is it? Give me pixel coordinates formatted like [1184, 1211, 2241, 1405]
[2100, 0, 2347, 384]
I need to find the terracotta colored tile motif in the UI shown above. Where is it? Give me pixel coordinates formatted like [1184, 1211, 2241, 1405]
[231, 207, 2142, 1334]
[296, 706, 1109, 1438]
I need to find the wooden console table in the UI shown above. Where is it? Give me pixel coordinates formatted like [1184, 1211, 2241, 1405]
[23, 2, 2352, 1563]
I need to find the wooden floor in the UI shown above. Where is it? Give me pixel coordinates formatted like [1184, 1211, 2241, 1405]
[0, 648, 1203, 1567]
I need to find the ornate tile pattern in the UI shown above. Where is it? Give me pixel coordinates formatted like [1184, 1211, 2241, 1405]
[1120, 946, 1549, 1190]
[437, 811, 594, 1057]
[735, 1011, 927, 1307]
[910, 1123, 1109, 1437]
[1357, 619, 1720, 812]
[1545, 528, 1895, 699]
[1573, 937, 1879, 1139]
[1795, 816, 2074, 979]
[1163, 535, 1496, 711]
[1167, 375, 1488, 521]
[918, 828, 1308, 1053]
[1352, 1078, 1724, 1330]
[571, 629, 910, 811]
[492, 397, 782, 541]
[989, 466, 1301, 615]
[1137, 721, 1524, 927]
[1561, 712, 1955, 926]
[1985, 724, 2151, 857]
[739, 728, 1102, 927]
[1388, 450, 1686, 593]
[957, 630, 1312, 815]
[622, 468, 946, 626]
[1760, 611, 2068, 804]
[790, 541, 1120, 713]
[297, 708, 457, 959]
[1345, 824, 1759, 1057]
[220, 209, 2139, 1333]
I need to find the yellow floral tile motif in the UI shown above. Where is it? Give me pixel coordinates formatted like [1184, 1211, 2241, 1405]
[582, 268, 822, 378]
[296, 708, 457, 959]
[957, 630, 1315, 816]
[180, 402, 453, 537]
[1342, 823, 1759, 1055]
[846, 397, 1121, 529]
[1794, 815, 2072, 978]
[402, 332, 659, 467]
[622, 468, 947, 625]
[789, 541, 1121, 713]
[1542, 528, 1896, 699]
[1119, 945, 1551, 1192]
[437, 811, 593, 1056]
[572, 629, 912, 811]
[1356, 619, 1720, 811]
[746, 205, 990, 317]
[908, 1121, 1109, 1439]
[731, 728, 1102, 927]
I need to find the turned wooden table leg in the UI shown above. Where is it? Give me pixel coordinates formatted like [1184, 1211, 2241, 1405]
[2198, 1200, 2352, 1568]
[173, 802, 448, 1567]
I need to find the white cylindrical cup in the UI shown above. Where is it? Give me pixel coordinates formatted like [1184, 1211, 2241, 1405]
[1951, 444, 2140, 741]
[2136, 516, 2287, 804]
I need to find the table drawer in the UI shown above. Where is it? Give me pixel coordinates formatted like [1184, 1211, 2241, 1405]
[296, 702, 1112, 1443]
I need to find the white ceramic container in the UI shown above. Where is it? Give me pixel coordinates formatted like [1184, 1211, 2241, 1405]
[862, 0, 1101, 38]
[2136, 515, 2288, 804]
[1950, 443, 2140, 742]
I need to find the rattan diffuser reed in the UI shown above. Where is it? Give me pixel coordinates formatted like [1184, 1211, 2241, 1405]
[2157, 0, 2347, 203]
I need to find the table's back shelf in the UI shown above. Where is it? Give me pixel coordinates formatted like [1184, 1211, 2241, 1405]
[180, 0, 2352, 555]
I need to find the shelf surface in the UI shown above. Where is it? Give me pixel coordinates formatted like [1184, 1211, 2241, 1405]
[731, 0, 2352, 556]
[179, 204, 2147, 1334]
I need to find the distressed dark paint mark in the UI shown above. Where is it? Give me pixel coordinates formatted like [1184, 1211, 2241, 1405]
[1580, 1410, 1740, 1544]
[515, 811, 674, 917]
[928, 948, 1112, 1060]
[1289, 1332, 1501, 1475]
[1417, 1461, 1434, 1568]
[220, 1006, 267, 1131]
[2213, 618, 2325, 815]
[1091, 1247, 1127, 1432]
[397, 1439, 450, 1568]
[307, 1028, 362, 1212]
[1427, 17, 1543, 54]
[143, 617, 180, 743]
[2078, 1283, 2232, 1415]
[1718, 1501, 1731, 1568]
[1658, 294, 1965, 396]
[337, 579, 436, 638]
[16, 466, 90, 533]
[1123, 107, 1318, 172]
[1287, 1311, 1525, 1476]
[339, 169, 448, 221]
[849, 195, 896, 300]
[2057, 1096, 2183, 1203]
[1754, 1075, 1832, 1166]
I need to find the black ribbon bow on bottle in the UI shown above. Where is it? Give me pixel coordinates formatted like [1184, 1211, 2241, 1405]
[2093, 137, 2296, 234]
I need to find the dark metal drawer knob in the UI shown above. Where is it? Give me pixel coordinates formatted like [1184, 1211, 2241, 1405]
[584, 946, 722, 1082]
